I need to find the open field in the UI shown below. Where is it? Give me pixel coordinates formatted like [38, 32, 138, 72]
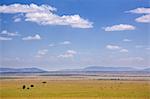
[0, 76, 150, 99]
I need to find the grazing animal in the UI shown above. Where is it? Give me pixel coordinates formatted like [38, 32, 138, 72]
[30, 85, 34, 87]
[22, 85, 26, 89]
[42, 81, 47, 84]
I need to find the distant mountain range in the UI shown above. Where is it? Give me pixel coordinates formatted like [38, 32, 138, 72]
[0, 66, 149, 73]
[83, 66, 137, 71]
[0, 67, 46, 73]
[143, 68, 150, 71]
[62, 66, 150, 72]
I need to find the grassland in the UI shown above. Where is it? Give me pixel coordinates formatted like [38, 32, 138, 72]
[0, 77, 150, 99]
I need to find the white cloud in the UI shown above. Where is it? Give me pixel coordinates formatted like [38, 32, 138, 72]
[60, 41, 71, 45]
[49, 43, 55, 47]
[120, 49, 129, 53]
[126, 7, 150, 14]
[0, 36, 12, 40]
[25, 13, 93, 28]
[123, 39, 132, 42]
[38, 49, 48, 55]
[58, 50, 77, 58]
[0, 3, 56, 13]
[106, 45, 121, 50]
[106, 44, 128, 53]
[14, 18, 21, 22]
[67, 50, 77, 54]
[36, 49, 48, 58]
[126, 7, 150, 23]
[135, 14, 150, 23]
[0, 30, 20, 36]
[103, 24, 135, 31]
[22, 34, 41, 40]
[0, 4, 93, 28]
[13, 13, 24, 22]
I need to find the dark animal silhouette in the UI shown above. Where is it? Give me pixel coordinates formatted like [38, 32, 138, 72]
[22, 85, 26, 89]
[30, 85, 34, 87]
[42, 81, 47, 83]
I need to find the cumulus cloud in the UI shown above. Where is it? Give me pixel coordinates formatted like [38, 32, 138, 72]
[103, 24, 135, 31]
[49, 43, 55, 47]
[126, 7, 150, 23]
[58, 50, 77, 58]
[106, 44, 128, 53]
[0, 30, 20, 36]
[36, 49, 48, 58]
[0, 3, 56, 13]
[60, 41, 71, 45]
[120, 49, 129, 53]
[14, 18, 21, 22]
[135, 14, 150, 23]
[0, 3, 93, 28]
[123, 39, 132, 42]
[126, 7, 150, 14]
[0, 36, 12, 40]
[22, 34, 41, 40]
[13, 14, 23, 22]
[106, 45, 121, 50]
[0, 30, 20, 41]
[38, 49, 48, 55]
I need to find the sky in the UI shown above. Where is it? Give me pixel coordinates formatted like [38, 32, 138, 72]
[0, 0, 150, 70]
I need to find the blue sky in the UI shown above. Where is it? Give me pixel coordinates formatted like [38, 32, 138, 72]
[0, 0, 150, 70]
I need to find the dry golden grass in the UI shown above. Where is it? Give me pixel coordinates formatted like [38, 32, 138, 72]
[0, 78, 150, 99]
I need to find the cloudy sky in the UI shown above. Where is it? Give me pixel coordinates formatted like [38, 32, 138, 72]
[0, 0, 149, 70]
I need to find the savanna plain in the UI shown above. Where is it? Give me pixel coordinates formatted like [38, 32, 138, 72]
[0, 75, 150, 99]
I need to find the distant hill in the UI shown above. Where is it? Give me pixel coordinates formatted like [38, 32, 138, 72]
[1, 66, 149, 73]
[61, 66, 140, 72]
[0, 67, 47, 73]
[142, 68, 150, 71]
[83, 66, 138, 71]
